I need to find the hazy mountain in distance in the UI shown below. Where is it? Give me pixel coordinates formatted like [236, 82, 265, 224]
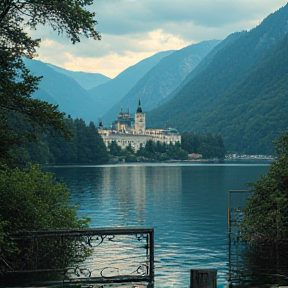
[87, 50, 175, 119]
[147, 3, 288, 154]
[46, 63, 111, 90]
[102, 40, 221, 126]
[160, 32, 244, 105]
[25, 59, 98, 123]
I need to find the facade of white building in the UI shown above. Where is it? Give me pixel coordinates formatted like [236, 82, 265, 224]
[98, 101, 181, 151]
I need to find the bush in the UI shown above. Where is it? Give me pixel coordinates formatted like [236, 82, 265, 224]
[0, 164, 89, 272]
[241, 133, 288, 244]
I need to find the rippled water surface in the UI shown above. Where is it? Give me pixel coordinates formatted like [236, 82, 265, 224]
[44, 163, 270, 287]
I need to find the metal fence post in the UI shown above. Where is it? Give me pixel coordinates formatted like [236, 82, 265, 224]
[190, 269, 217, 288]
[149, 229, 154, 286]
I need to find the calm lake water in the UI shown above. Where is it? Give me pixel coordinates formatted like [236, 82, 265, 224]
[43, 162, 272, 287]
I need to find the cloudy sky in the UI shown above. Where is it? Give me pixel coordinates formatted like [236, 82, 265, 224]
[31, 0, 287, 78]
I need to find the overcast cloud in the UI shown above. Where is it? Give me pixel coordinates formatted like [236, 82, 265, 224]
[30, 0, 287, 78]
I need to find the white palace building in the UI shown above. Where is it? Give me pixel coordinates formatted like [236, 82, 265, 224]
[98, 100, 181, 151]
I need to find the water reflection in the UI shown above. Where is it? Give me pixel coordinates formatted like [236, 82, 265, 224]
[102, 166, 148, 226]
[43, 163, 272, 287]
[229, 240, 288, 286]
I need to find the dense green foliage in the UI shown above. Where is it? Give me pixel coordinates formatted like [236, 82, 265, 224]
[0, 0, 100, 51]
[0, 0, 101, 279]
[108, 140, 188, 162]
[137, 140, 188, 161]
[0, 165, 90, 273]
[181, 132, 225, 159]
[107, 132, 225, 162]
[241, 133, 288, 244]
[147, 4, 288, 155]
[0, 165, 88, 232]
[27, 118, 109, 164]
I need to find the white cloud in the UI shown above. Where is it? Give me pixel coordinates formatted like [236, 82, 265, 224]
[35, 29, 189, 78]
[30, 0, 287, 77]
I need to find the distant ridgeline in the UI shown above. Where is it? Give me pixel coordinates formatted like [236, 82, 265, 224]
[98, 100, 181, 151]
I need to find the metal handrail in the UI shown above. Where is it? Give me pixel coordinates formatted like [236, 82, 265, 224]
[2, 227, 154, 287]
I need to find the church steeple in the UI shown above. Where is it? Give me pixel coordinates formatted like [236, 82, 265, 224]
[135, 99, 145, 133]
[136, 99, 142, 113]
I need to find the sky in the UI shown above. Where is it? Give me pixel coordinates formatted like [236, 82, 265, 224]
[30, 0, 288, 78]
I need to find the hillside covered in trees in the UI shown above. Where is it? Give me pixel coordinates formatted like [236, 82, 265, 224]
[26, 118, 109, 164]
[147, 4, 288, 155]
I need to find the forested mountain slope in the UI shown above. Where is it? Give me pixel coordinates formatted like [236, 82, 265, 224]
[201, 33, 288, 154]
[161, 32, 244, 105]
[102, 40, 220, 126]
[147, 3, 288, 154]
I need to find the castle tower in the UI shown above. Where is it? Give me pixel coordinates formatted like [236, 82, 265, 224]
[135, 99, 146, 133]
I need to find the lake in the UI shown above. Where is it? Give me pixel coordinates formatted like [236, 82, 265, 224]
[43, 162, 272, 287]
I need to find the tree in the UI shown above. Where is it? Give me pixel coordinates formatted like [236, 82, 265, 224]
[0, 165, 88, 232]
[181, 132, 225, 159]
[0, 0, 100, 276]
[0, 0, 100, 165]
[121, 143, 137, 162]
[26, 118, 109, 164]
[86, 121, 109, 163]
[181, 132, 200, 153]
[0, 1, 100, 55]
[108, 141, 122, 156]
[241, 133, 288, 244]
[0, 164, 90, 276]
[0, 51, 70, 165]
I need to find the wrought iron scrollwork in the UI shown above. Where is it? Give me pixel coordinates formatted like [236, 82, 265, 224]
[100, 267, 120, 277]
[66, 265, 92, 277]
[135, 264, 149, 276]
[4, 228, 154, 286]
[135, 233, 148, 241]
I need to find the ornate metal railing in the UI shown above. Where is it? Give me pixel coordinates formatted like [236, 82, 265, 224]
[1, 227, 154, 287]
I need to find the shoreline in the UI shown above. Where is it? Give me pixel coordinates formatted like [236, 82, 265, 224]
[42, 157, 274, 167]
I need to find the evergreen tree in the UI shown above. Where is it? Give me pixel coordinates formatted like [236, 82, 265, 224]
[181, 132, 225, 159]
[108, 141, 122, 156]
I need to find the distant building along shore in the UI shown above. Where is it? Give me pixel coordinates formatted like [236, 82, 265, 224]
[98, 100, 181, 151]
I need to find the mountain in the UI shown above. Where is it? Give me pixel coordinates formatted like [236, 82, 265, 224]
[46, 63, 111, 90]
[24, 59, 98, 123]
[102, 40, 221, 126]
[24, 51, 174, 124]
[161, 32, 244, 105]
[87, 50, 174, 119]
[200, 33, 288, 154]
[147, 3, 288, 155]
